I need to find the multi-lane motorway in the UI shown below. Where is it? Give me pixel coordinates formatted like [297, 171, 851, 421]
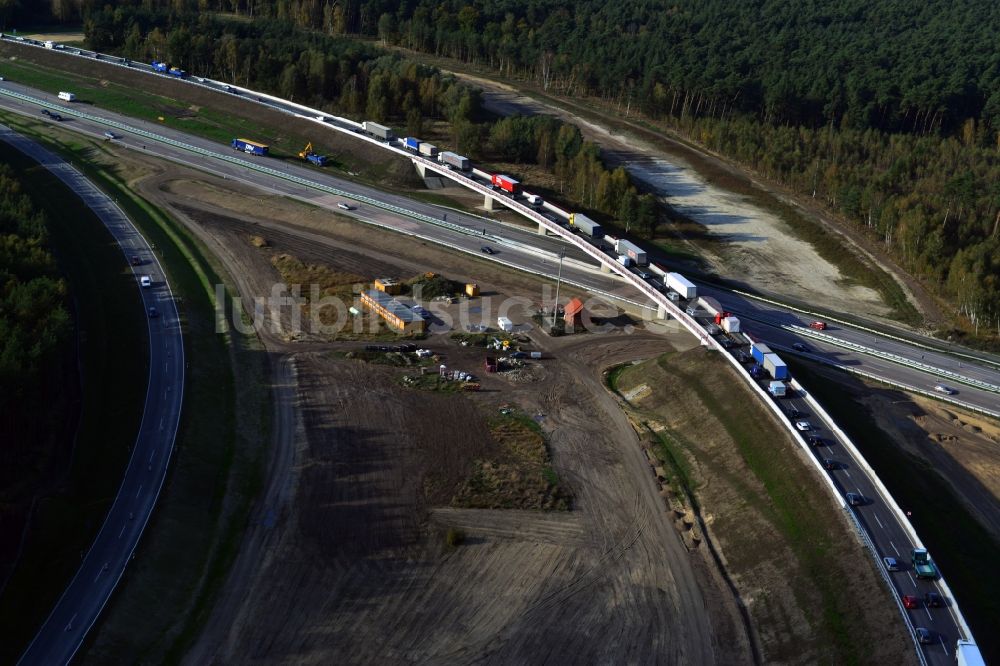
[1, 125, 185, 665]
[0, 55, 994, 664]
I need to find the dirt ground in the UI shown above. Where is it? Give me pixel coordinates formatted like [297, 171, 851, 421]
[860, 389, 1000, 542]
[92, 147, 749, 663]
[613, 350, 916, 664]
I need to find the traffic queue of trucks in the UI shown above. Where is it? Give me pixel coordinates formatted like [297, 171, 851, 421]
[151, 61, 187, 77]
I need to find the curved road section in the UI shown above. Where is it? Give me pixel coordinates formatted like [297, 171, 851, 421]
[1, 125, 185, 666]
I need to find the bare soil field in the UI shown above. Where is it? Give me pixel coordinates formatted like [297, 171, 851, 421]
[612, 349, 915, 665]
[107, 150, 746, 663]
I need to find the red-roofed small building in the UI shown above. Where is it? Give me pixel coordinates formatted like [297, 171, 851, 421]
[564, 297, 585, 331]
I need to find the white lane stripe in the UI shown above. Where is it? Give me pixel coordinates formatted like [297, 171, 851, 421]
[873, 513, 884, 529]
[890, 541, 900, 556]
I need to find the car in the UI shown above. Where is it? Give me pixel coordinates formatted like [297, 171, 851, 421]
[0, 75, 5, 81]
[924, 591, 944, 608]
[786, 407, 802, 418]
[509, 351, 527, 359]
[636, 271, 652, 280]
[337, 202, 352, 210]
[51, 113, 63, 121]
[41, 108, 50, 116]
[933, 384, 956, 395]
[103, 131, 116, 139]
[794, 421, 812, 431]
[845, 492, 865, 506]
[883, 556, 900, 571]
[148, 306, 159, 318]
[481, 246, 495, 255]
[140, 276, 152, 288]
[666, 291, 681, 302]
[792, 342, 808, 352]
[736, 351, 750, 363]
[822, 459, 838, 471]
[130, 255, 142, 266]
[902, 595, 920, 609]
[809, 321, 827, 330]
[223, 84, 233, 92]
[807, 435, 825, 446]
[915, 627, 933, 645]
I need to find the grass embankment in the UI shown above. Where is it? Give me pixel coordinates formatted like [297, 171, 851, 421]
[0, 48, 416, 187]
[0, 141, 146, 664]
[789, 360, 1000, 665]
[609, 349, 908, 665]
[0, 113, 271, 662]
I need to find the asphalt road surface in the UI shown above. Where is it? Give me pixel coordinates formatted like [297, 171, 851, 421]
[0, 62, 988, 663]
[2, 125, 185, 666]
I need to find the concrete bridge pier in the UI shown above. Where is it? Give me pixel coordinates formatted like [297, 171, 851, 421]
[600, 263, 613, 274]
[413, 160, 426, 178]
[484, 195, 496, 211]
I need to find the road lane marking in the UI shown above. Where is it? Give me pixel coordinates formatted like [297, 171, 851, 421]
[873, 513, 884, 529]
[119, 524, 126, 538]
[890, 541, 900, 556]
[136, 484, 143, 498]
[64, 613, 76, 632]
[843, 470, 851, 479]
[924, 607, 932, 620]
[907, 572, 917, 588]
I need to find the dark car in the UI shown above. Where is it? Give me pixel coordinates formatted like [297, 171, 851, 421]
[130, 255, 142, 266]
[915, 627, 933, 645]
[924, 592, 944, 608]
[822, 459, 839, 471]
[786, 407, 802, 419]
[148, 306, 159, 318]
[845, 492, 865, 507]
[807, 435, 826, 447]
[902, 595, 920, 609]
[792, 342, 808, 352]
[481, 246, 495, 255]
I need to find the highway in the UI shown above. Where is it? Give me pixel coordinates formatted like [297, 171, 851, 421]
[2, 125, 186, 665]
[0, 58, 990, 663]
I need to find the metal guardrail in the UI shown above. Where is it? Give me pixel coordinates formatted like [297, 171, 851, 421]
[0, 50, 978, 661]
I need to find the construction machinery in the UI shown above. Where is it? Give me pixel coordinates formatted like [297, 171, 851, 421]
[298, 142, 327, 166]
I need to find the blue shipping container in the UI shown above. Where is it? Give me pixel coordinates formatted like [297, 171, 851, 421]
[750, 342, 772, 364]
[151, 61, 168, 72]
[231, 138, 269, 156]
[403, 137, 420, 151]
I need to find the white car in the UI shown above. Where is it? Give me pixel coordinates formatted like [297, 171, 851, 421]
[140, 275, 152, 288]
[337, 202, 352, 210]
[933, 384, 956, 395]
[794, 421, 812, 432]
[104, 131, 116, 139]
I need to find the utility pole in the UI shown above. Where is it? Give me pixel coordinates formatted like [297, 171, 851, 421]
[551, 250, 565, 329]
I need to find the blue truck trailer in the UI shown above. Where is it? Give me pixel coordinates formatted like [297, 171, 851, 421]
[403, 137, 420, 151]
[231, 138, 269, 156]
[151, 60, 169, 73]
[750, 341, 772, 364]
[168, 66, 187, 78]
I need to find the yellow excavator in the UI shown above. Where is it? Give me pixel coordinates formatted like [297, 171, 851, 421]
[298, 142, 327, 166]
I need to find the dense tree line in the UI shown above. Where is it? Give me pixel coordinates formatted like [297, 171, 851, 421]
[484, 115, 658, 235]
[687, 116, 1000, 335]
[0, 164, 73, 481]
[82, 6, 481, 123]
[34, 0, 1000, 138]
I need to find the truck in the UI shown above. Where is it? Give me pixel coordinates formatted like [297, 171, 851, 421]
[955, 640, 986, 666]
[569, 212, 604, 239]
[403, 136, 421, 152]
[617, 255, 633, 268]
[57, 91, 76, 102]
[44, 40, 55, 49]
[911, 548, 938, 579]
[721, 316, 741, 334]
[763, 353, 789, 380]
[525, 193, 544, 207]
[750, 341, 772, 364]
[439, 151, 470, 171]
[666, 273, 697, 300]
[231, 138, 269, 156]
[491, 174, 521, 195]
[616, 239, 648, 266]
[168, 66, 187, 78]
[151, 60, 169, 73]
[418, 142, 438, 158]
[363, 121, 394, 141]
[768, 381, 786, 397]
